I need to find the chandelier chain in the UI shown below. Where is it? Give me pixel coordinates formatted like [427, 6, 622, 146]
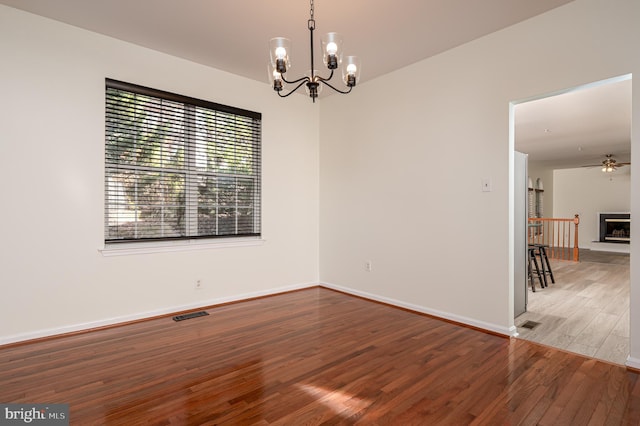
[308, 0, 316, 30]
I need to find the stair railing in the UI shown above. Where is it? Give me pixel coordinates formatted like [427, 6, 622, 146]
[528, 214, 580, 261]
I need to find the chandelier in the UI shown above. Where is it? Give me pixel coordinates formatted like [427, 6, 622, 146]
[268, 0, 361, 102]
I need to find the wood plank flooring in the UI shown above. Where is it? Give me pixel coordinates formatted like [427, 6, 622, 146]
[516, 249, 630, 365]
[1, 287, 639, 424]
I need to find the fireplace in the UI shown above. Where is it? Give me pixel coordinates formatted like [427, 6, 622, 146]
[599, 213, 630, 243]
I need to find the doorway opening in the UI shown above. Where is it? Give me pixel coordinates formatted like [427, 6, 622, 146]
[511, 75, 632, 365]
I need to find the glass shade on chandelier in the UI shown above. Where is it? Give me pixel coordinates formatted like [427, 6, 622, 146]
[268, 0, 360, 102]
[269, 38, 291, 74]
[342, 56, 361, 87]
[321, 32, 342, 69]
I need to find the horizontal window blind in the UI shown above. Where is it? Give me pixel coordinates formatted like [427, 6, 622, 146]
[105, 79, 261, 243]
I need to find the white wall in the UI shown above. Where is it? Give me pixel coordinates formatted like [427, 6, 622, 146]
[554, 167, 630, 248]
[319, 0, 640, 365]
[2, 0, 640, 369]
[0, 6, 320, 343]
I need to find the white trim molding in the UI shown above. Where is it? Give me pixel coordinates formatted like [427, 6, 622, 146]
[99, 237, 266, 256]
[320, 282, 517, 337]
[626, 356, 640, 370]
[0, 281, 315, 346]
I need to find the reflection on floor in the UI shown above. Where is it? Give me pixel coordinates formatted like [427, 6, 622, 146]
[516, 249, 630, 365]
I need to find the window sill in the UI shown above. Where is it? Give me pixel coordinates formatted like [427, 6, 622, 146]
[99, 237, 265, 257]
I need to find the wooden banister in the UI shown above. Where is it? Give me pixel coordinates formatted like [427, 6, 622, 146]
[573, 214, 580, 262]
[528, 214, 580, 261]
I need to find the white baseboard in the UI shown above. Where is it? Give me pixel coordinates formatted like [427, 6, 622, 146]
[588, 242, 630, 253]
[626, 356, 640, 370]
[320, 282, 517, 337]
[0, 282, 317, 346]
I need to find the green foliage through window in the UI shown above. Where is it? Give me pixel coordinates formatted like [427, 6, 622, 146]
[105, 79, 261, 243]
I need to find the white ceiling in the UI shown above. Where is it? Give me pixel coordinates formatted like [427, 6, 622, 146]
[515, 77, 632, 170]
[2, 0, 630, 170]
[0, 0, 573, 85]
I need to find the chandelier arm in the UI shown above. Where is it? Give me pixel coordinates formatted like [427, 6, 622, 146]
[320, 80, 354, 95]
[277, 80, 309, 97]
[281, 74, 311, 85]
[315, 69, 335, 83]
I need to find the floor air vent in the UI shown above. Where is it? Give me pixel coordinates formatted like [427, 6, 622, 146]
[520, 320, 540, 330]
[173, 311, 209, 321]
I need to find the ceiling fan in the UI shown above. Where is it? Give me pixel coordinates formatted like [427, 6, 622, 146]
[582, 154, 631, 173]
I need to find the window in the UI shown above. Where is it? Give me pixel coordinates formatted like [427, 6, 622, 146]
[105, 79, 261, 244]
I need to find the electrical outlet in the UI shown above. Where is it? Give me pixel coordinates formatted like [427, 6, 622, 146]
[365, 260, 372, 272]
[195, 279, 203, 289]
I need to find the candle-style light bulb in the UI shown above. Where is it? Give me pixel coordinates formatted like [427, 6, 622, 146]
[275, 46, 287, 59]
[342, 56, 360, 87]
[322, 33, 342, 69]
[326, 42, 338, 55]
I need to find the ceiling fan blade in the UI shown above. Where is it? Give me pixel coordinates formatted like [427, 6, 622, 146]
[580, 155, 630, 169]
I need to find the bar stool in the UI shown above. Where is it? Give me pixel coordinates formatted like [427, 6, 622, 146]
[528, 245, 545, 292]
[533, 243, 555, 286]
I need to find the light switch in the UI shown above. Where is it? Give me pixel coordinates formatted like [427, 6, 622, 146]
[482, 177, 492, 192]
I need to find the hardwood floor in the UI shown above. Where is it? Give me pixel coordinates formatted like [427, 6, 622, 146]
[1, 287, 639, 424]
[516, 249, 630, 365]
